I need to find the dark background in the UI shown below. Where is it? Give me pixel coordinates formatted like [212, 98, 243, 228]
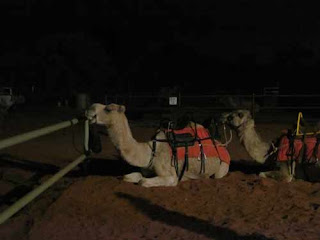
[1, 1, 320, 104]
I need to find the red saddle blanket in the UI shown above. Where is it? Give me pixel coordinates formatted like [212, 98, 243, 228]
[277, 136, 304, 162]
[277, 135, 320, 162]
[166, 125, 231, 165]
[304, 137, 320, 162]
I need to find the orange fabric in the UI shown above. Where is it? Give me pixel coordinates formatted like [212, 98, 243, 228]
[166, 126, 231, 165]
[304, 137, 320, 161]
[277, 136, 303, 162]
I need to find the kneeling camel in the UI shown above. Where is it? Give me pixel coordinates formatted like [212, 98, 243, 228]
[86, 103, 230, 187]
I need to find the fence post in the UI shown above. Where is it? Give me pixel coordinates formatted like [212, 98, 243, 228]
[84, 119, 89, 153]
[0, 119, 90, 224]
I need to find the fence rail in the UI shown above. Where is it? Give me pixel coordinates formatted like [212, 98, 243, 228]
[0, 118, 89, 224]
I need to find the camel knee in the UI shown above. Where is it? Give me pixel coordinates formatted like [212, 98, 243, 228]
[259, 172, 268, 178]
[139, 176, 178, 187]
[284, 174, 294, 182]
[259, 171, 278, 179]
[259, 170, 293, 182]
[123, 172, 143, 183]
[215, 162, 229, 179]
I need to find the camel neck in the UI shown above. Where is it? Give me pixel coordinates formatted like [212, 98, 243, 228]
[238, 122, 270, 163]
[107, 114, 151, 167]
[108, 115, 134, 147]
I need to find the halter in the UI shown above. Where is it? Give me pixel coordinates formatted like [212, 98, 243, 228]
[218, 124, 233, 147]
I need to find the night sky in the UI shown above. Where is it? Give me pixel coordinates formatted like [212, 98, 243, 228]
[1, 1, 320, 103]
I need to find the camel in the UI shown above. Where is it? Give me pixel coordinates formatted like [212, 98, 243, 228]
[221, 109, 294, 182]
[85, 103, 230, 187]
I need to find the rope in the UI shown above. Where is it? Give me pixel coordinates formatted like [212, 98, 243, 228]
[264, 142, 278, 159]
[217, 124, 233, 147]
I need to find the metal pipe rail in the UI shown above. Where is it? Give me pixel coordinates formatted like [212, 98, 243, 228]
[0, 118, 80, 151]
[0, 118, 90, 224]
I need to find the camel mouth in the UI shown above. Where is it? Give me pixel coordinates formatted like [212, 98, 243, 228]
[219, 113, 231, 124]
[85, 110, 97, 124]
[89, 118, 97, 124]
[220, 116, 236, 128]
[219, 110, 251, 129]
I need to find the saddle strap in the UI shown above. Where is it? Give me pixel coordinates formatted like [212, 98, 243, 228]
[311, 137, 320, 162]
[198, 140, 206, 174]
[178, 144, 189, 181]
[286, 136, 296, 160]
[171, 147, 179, 176]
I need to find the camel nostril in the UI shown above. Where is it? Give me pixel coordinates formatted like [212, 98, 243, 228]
[85, 112, 97, 123]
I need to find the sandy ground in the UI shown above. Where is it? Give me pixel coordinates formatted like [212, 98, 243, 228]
[1, 106, 320, 240]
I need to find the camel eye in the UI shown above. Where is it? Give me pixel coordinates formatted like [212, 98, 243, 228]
[238, 112, 244, 118]
[227, 115, 233, 122]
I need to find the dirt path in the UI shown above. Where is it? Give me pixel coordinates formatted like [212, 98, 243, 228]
[27, 173, 320, 240]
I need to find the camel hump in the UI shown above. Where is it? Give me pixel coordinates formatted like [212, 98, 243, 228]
[106, 103, 126, 113]
[159, 112, 198, 130]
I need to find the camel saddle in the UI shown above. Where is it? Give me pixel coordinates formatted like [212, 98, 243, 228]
[165, 125, 230, 165]
[277, 132, 320, 182]
[277, 133, 320, 163]
[159, 124, 230, 181]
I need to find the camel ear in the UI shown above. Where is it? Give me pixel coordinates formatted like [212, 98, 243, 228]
[118, 105, 126, 113]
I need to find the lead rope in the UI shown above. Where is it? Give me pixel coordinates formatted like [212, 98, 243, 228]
[218, 124, 233, 147]
[264, 142, 278, 159]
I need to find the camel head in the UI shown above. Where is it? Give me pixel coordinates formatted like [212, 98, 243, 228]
[86, 103, 126, 126]
[222, 109, 253, 129]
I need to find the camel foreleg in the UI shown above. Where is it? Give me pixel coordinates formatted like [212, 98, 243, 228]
[259, 171, 293, 182]
[215, 161, 229, 179]
[123, 172, 143, 183]
[139, 176, 178, 187]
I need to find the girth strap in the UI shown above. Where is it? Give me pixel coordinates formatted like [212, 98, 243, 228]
[170, 143, 179, 176]
[178, 143, 189, 181]
[147, 139, 157, 169]
[198, 140, 206, 174]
